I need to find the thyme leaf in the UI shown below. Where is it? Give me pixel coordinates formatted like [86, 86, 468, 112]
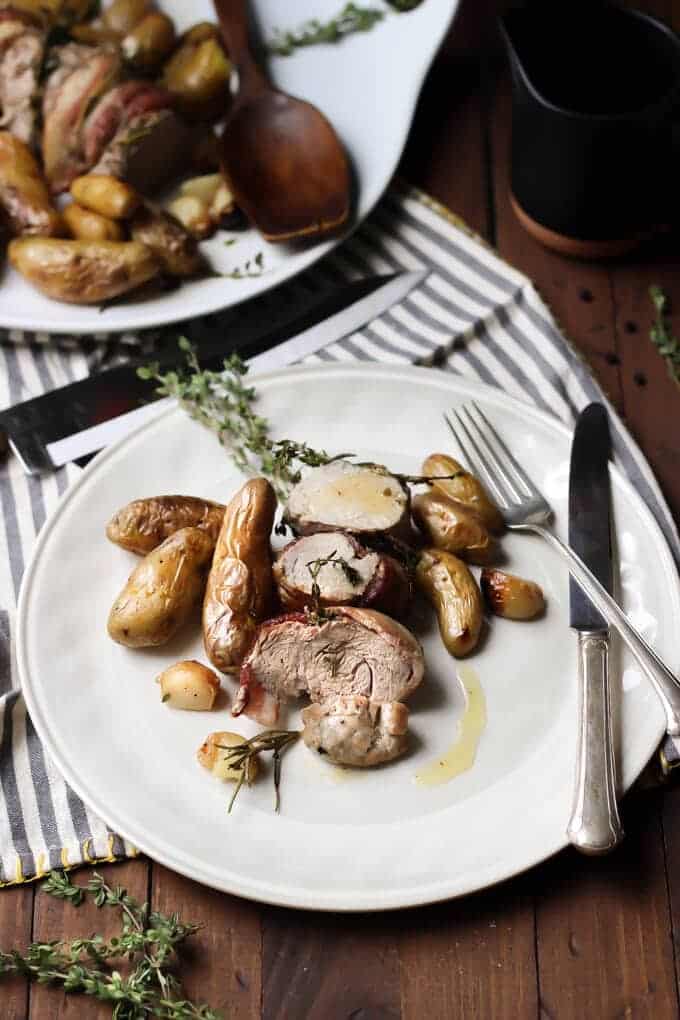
[266, 2, 384, 56]
[306, 550, 362, 608]
[650, 285, 680, 386]
[0, 870, 221, 1018]
[138, 340, 347, 496]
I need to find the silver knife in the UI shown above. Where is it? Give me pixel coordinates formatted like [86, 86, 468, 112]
[1, 269, 427, 473]
[566, 403, 623, 854]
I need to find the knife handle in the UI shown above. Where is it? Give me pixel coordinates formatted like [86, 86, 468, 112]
[567, 631, 624, 855]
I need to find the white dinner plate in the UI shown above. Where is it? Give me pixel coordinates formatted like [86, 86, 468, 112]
[0, 0, 456, 335]
[18, 364, 676, 910]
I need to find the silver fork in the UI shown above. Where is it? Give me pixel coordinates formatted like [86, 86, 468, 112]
[445, 401, 680, 738]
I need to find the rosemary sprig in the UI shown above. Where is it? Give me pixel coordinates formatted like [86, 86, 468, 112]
[216, 730, 299, 813]
[267, 2, 384, 56]
[650, 285, 680, 386]
[137, 340, 347, 496]
[0, 870, 221, 1019]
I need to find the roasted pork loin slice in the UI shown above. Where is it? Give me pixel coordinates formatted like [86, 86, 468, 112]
[273, 531, 410, 618]
[91, 107, 190, 193]
[42, 43, 122, 192]
[83, 81, 175, 167]
[301, 696, 409, 766]
[234, 607, 424, 725]
[0, 10, 45, 149]
[283, 460, 411, 542]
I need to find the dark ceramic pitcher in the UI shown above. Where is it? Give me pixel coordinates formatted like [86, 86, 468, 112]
[500, 3, 680, 257]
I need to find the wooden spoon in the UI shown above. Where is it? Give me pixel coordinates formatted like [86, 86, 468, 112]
[214, 0, 351, 243]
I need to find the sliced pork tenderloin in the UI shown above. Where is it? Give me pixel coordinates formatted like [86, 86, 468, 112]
[234, 606, 424, 725]
[42, 43, 122, 192]
[0, 9, 45, 149]
[91, 107, 191, 194]
[273, 530, 411, 618]
[283, 460, 412, 543]
[82, 80, 175, 167]
[301, 696, 409, 766]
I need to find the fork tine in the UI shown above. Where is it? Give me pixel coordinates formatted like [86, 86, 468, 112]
[444, 411, 514, 507]
[456, 407, 523, 505]
[469, 401, 541, 498]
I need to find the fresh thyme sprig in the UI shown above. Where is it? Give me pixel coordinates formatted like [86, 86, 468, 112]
[216, 730, 299, 813]
[0, 870, 222, 1019]
[267, 2, 384, 56]
[650, 285, 680, 386]
[138, 340, 346, 496]
[306, 550, 362, 607]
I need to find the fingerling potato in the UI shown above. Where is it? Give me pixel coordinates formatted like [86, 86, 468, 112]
[423, 453, 504, 533]
[412, 490, 496, 564]
[106, 495, 225, 555]
[481, 568, 545, 620]
[71, 174, 140, 220]
[203, 478, 276, 673]
[121, 11, 176, 71]
[9, 238, 159, 304]
[63, 203, 124, 241]
[416, 548, 483, 657]
[130, 204, 205, 277]
[108, 526, 213, 647]
[158, 660, 220, 710]
[0, 133, 63, 237]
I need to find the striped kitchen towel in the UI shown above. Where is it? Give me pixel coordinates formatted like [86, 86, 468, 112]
[1, 180, 678, 885]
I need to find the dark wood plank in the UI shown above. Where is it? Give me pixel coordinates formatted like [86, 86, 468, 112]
[29, 858, 149, 1019]
[151, 864, 261, 1020]
[0, 884, 32, 1020]
[535, 792, 679, 1019]
[262, 908, 400, 1020]
[399, 883, 538, 1020]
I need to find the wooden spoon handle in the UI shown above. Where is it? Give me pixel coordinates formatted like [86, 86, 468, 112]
[214, 0, 268, 95]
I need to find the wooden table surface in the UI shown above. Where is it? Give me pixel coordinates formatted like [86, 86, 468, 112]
[4, 2, 680, 1017]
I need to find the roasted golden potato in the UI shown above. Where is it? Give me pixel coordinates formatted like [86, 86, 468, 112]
[203, 478, 276, 673]
[102, 0, 150, 34]
[121, 11, 175, 70]
[63, 203, 124, 241]
[108, 526, 214, 647]
[416, 548, 483, 657]
[9, 238, 159, 304]
[163, 194, 213, 240]
[197, 730, 259, 783]
[0, 133, 63, 237]
[412, 490, 495, 564]
[10, 0, 95, 26]
[162, 25, 231, 120]
[158, 660, 220, 710]
[130, 204, 205, 278]
[423, 453, 504, 534]
[481, 568, 545, 620]
[106, 495, 225, 555]
[70, 174, 140, 220]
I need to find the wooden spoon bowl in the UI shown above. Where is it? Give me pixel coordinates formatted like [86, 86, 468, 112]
[214, 0, 351, 243]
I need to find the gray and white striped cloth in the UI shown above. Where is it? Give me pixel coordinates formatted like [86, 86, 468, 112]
[1, 182, 678, 886]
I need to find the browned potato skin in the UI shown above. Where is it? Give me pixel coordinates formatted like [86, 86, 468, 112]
[423, 453, 504, 533]
[108, 526, 214, 647]
[122, 11, 176, 71]
[106, 495, 226, 555]
[0, 133, 63, 237]
[203, 479, 276, 674]
[103, 0, 150, 34]
[71, 174, 140, 220]
[481, 569, 546, 620]
[9, 238, 159, 304]
[162, 27, 231, 120]
[63, 203, 124, 241]
[412, 490, 496, 565]
[130, 204, 205, 278]
[416, 548, 483, 658]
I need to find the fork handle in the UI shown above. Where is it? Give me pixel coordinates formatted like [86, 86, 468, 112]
[521, 523, 680, 737]
[567, 630, 623, 854]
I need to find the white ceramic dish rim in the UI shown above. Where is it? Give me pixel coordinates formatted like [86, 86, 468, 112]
[0, 4, 457, 335]
[17, 364, 677, 911]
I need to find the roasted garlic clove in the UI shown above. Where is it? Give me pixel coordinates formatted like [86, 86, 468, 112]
[158, 660, 220, 711]
[481, 568, 545, 620]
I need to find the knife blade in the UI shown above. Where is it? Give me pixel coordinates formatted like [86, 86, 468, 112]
[566, 402, 623, 854]
[0, 269, 427, 474]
